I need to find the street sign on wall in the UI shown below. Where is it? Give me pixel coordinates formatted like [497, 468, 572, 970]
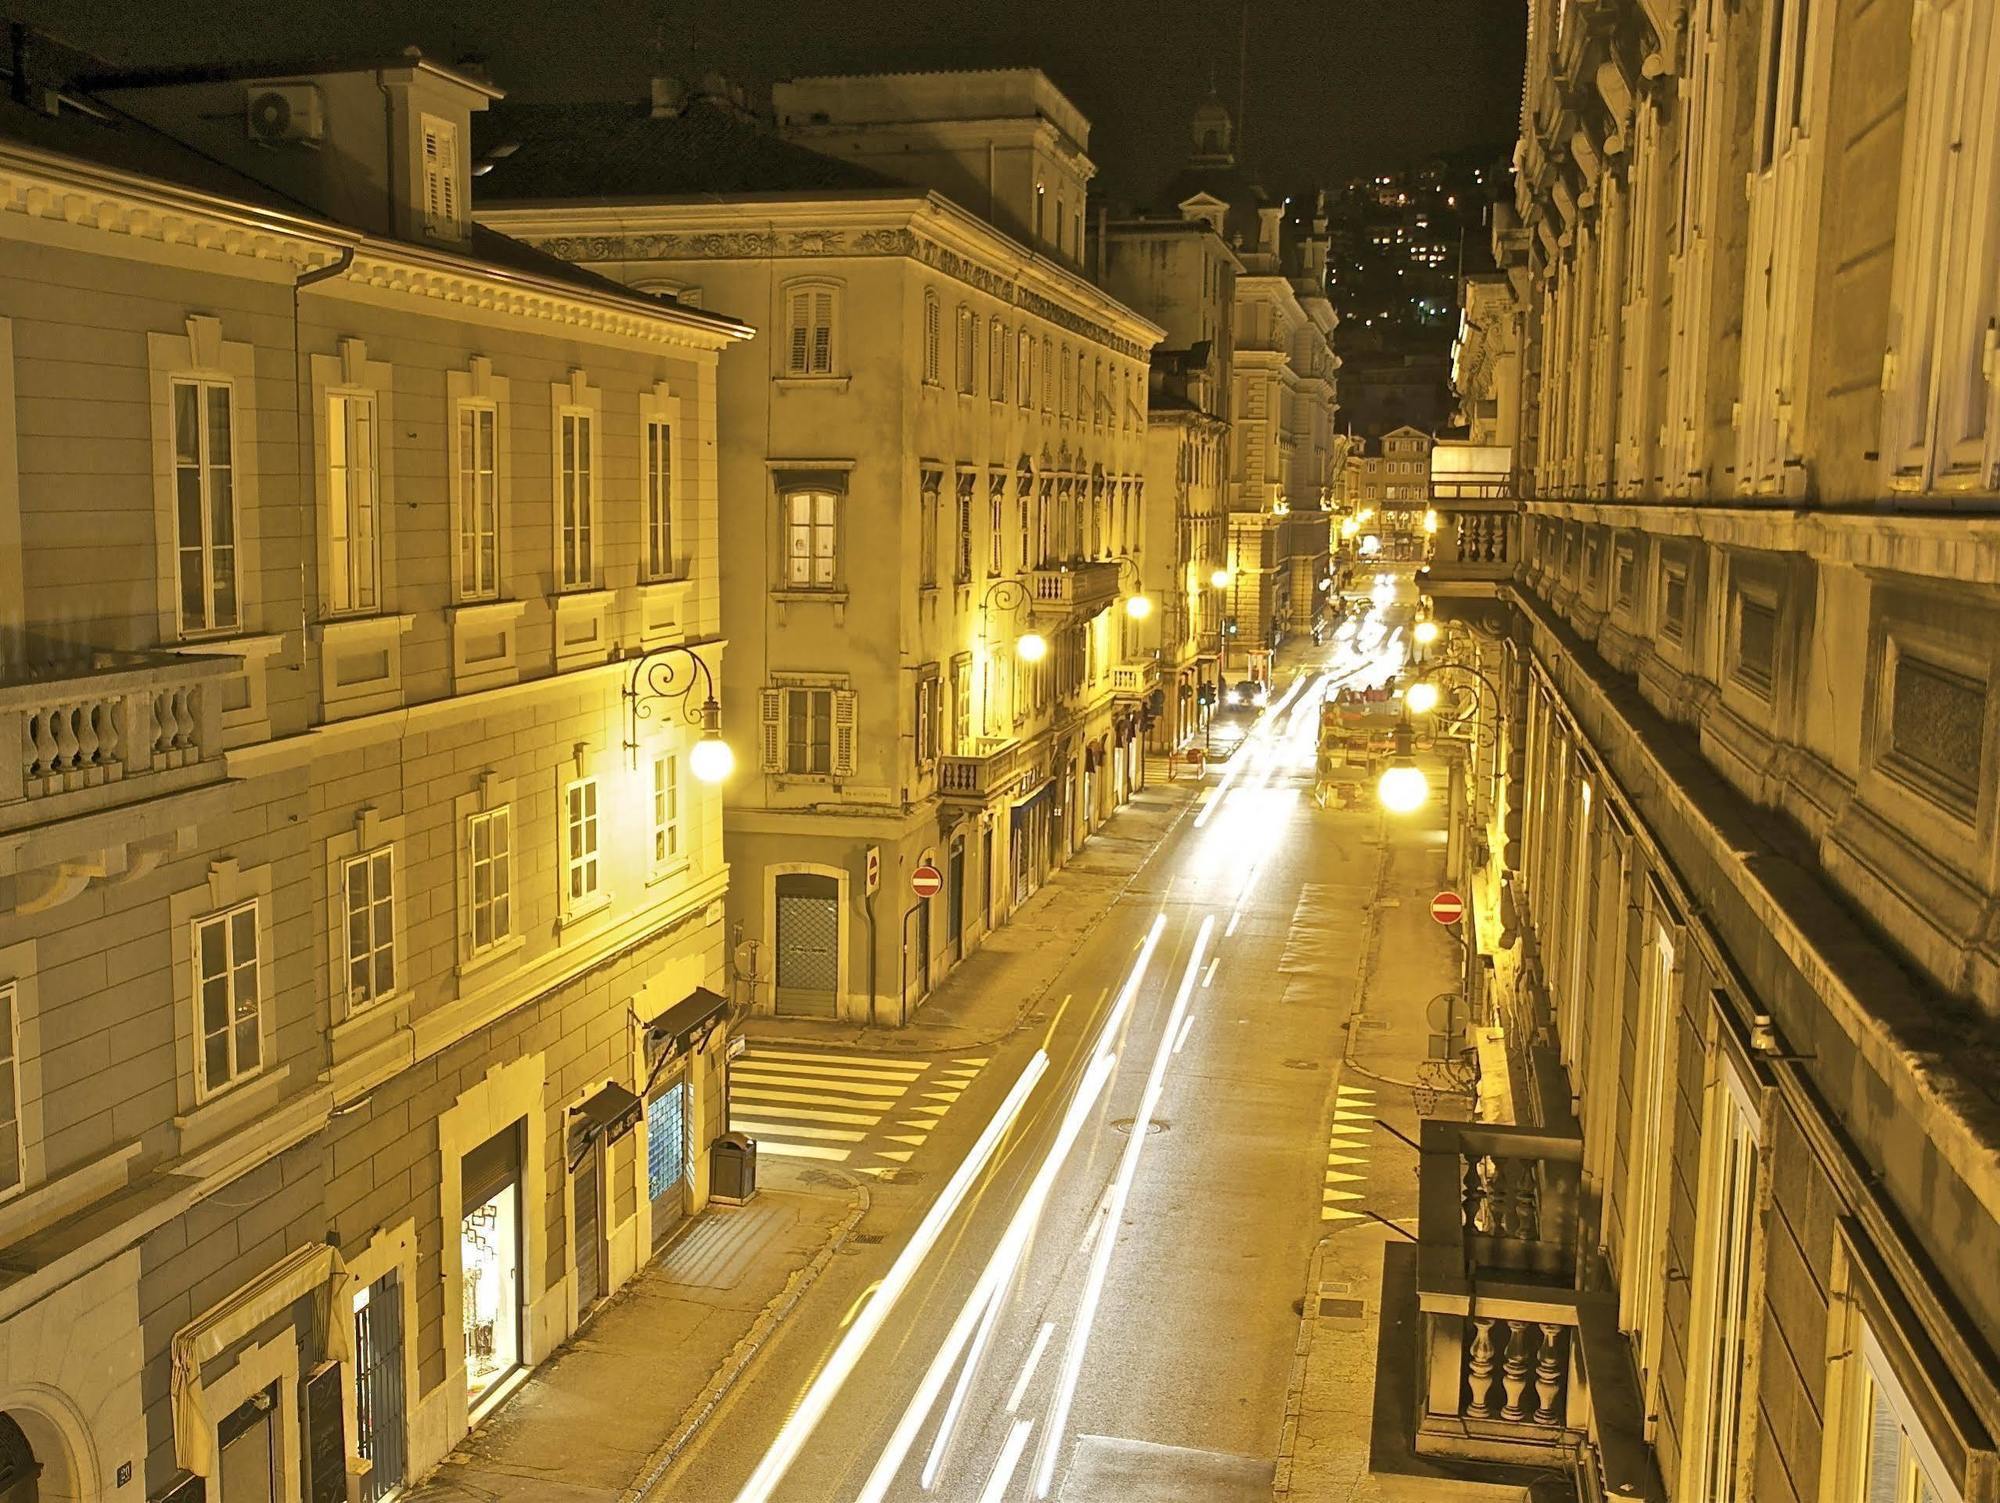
[1430, 890, 1466, 925]
[911, 863, 944, 900]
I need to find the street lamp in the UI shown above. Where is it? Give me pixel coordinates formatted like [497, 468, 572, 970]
[1376, 719, 1430, 813]
[1112, 555, 1152, 621]
[1404, 679, 1441, 714]
[1016, 630, 1048, 661]
[623, 643, 733, 782]
[1211, 568, 1233, 590]
[980, 577, 1046, 660]
[1413, 618, 1440, 646]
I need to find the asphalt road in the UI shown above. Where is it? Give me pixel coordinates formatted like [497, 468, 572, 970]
[650, 579, 1417, 1503]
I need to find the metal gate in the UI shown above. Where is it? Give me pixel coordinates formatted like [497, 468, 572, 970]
[353, 1271, 407, 1502]
[774, 873, 840, 1016]
[574, 1143, 603, 1313]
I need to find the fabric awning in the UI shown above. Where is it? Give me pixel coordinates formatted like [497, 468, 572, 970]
[570, 1083, 643, 1142]
[644, 986, 728, 1056]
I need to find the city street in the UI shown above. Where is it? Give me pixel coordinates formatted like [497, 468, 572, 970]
[641, 578, 1439, 1502]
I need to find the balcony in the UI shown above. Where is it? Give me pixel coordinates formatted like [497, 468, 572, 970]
[1110, 659, 1159, 702]
[938, 737, 1028, 804]
[1408, 1119, 1660, 1497]
[2, 652, 230, 837]
[1417, 500, 1522, 600]
[1028, 560, 1121, 620]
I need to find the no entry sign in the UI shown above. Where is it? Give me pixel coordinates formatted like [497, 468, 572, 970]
[911, 863, 944, 900]
[1430, 890, 1466, 925]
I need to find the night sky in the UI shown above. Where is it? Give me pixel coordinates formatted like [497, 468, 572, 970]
[23, 0, 1524, 205]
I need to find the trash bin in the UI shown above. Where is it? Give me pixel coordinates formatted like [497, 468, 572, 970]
[711, 1132, 757, 1204]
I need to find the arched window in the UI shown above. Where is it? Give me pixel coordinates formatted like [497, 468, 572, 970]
[1059, 345, 1071, 418]
[989, 321, 1007, 401]
[923, 289, 941, 386]
[1042, 339, 1054, 413]
[1018, 330, 1032, 409]
[782, 280, 838, 376]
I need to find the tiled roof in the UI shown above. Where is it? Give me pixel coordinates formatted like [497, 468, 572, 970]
[474, 97, 904, 204]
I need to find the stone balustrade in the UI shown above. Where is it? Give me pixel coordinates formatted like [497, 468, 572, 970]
[938, 737, 1027, 802]
[1, 653, 229, 832]
[1417, 501, 1522, 598]
[1027, 559, 1121, 619]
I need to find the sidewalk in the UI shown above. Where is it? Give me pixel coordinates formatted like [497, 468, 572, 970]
[403, 1159, 864, 1503]
[1275, 802, 1555, 1501]
[743, 776, 1199, 1057]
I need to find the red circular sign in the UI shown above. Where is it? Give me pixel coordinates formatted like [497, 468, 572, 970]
[1430, 890, 1466, 925]
[911, 863, 944, 899]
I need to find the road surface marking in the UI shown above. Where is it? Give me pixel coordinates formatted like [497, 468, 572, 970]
[978, 1419, 1035, 1503]
[1007, 1323, 1056, 1415]
[1172, 1014, 1196, 1054]
[1322, 1082, 1377, 1221]
[734, 1046, 943, 1164]
[1201, 958, 1219, 988]
[759, 1142, 851, 1162]
[731, 1120, 867, 1143]
[732, 1054, 929, 1080]
[748, 1046, 934, 1071]
[732, 1071, 913, 1099]
[875, 1149, 915, 1162]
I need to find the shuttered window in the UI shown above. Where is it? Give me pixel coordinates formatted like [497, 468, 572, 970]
[761, 687, 857, 778]
[420, 113, 461, 236]
[784, 283, 836, 376]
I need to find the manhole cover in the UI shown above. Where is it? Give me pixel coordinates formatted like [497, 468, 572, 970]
[851, 1232, 885, 1245]
[1279, 1058, 1316, 1071]
[1319, 1296, 1366, 1321]
[1110, 1118, 1168, 1136]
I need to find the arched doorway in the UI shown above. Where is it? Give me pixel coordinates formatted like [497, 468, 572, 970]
[773, 871, 840, 1018]
[0, 1413, 38, 1503]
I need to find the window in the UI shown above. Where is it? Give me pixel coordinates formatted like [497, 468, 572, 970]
[990, 322, 1007, 402]
[467, 808, 512, 955]
[914, 674, 940, 767]
[1881, 0, 2000, 490]
[342, 848, 396, 1007]
[1042, 340, 1054, 413]
[955, 473, 975, 585]
[923, 290, 942, 386]
[194, 901, 261, 1097]
[171, 378, 238, 634]
[1019, 330, 1033, 409]
[420, 113, 461, 237]
[1732, 594, 1778, 698]
[645, 419, 674, 580]
[0, 983, 19, 1196]
[953, 656, 972, 753]
[1076, 350, 1087, 424]
[565, 778, 600, 904]
[1882, 647, 1988, 820]
[786, 688, 833, 775]
[1847, 1334, 1962, 1503]
[1620, 906, 1680, 1393]
[784, 282, 836, 376]
[784, 489, 838, 589]
[1685, 1051, 1761, 1502]
[1060, 346, 1071, 418]
[328, 393, 380, 614]
[989, 479, 1006, 576]
[558, 410, 594, 590]
[652, 754, 681, 868]
[457, 403, 499, 599]
[956, 305, 977, 394]
[919, 471, 941, 589]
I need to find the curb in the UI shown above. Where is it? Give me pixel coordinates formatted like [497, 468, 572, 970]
[618, 1176, 872, 1503]
[1272, 1232, 1333, 1499]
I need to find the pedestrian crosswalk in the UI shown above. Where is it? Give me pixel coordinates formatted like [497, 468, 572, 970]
[1322, 1081, 1374, 1221]
[729, 1046, 990, 1177]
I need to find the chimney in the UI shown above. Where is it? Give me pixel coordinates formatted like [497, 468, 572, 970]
[1258, 205, 1283, 256]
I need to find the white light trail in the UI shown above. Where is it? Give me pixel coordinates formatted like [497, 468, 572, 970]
[733, 1049, 1049, 1503]
[978, 1420, 1036, 1503]
[1033, 916, 1217, 1498]
[1172, 1013, 1196, 1055]
[921, 1266, 1009, 1489]
[855, 916, 1165, 1503]
[1006, 1323, 1056, 1415]
[1201, 958, 1218, 988]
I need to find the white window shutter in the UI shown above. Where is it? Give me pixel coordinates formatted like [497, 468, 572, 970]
[789, 294, 809, 374]
[812, 291, 833, 374]
[759, 689, 783, 772]
[832, 689, 858, 778]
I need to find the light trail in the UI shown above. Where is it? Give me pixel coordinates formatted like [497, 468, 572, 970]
[920, 1263, 1010, 1489]
[1172, 1013, 1196, 1055]
[1033, 916, 1217, 1499]
[854, 916, 1168, 1503]
[1193, 673, 1311, 830]
[1006, 1323, 1056, 1415]
[1201, 958, 1219, 988]
[732, 1049, 1049, 1503]
[978, 1419, 1035, 1503]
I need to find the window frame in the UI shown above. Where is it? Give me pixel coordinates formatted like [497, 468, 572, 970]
[954, 470, 976, 586]
[454, 398, 501, 602]
[784, 686, 835, 777]
[990, 320, 1008, 402]
[192, 898, 264, 1102]
[327, 390, 382, 616]
[956, 303, 977, 395]
[651, 751, 684, 874]
[781, 278, 840, 378]
[563, 776, 602, 910]
[923, 289, 942, 387]
[418, 111, 463, 238]
[341, 846, 398, 1011]
[168, 375, 241, 636]
[556, 406, 596, 592]
[645, 416, 676, 583]
[781, 487, 841, 592]
[465, 803, 514, 962]
[0, 978, 21, 1200]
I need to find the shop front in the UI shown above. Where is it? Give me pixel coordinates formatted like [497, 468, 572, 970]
[459, 1124, 524, 1412]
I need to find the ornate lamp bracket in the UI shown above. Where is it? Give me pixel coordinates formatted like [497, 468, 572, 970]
[622, 642, 721, 770]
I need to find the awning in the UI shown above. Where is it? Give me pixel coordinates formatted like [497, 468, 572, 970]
[644, 986, 728, 1057]
[568, 1082, 643, 1168]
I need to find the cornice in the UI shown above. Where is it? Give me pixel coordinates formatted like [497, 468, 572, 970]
[488, 195, 1162, 361]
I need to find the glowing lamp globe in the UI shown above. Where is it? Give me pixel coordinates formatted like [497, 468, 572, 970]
[1124, 594, 1154, 620]
[1405, 680, 1441, 714]
[1211, 569, 1233, 590]
[690, 732, 734, 784]
[1413, 619, 1440, 645]
[1377, 761, 1430, 814]
[1016, 632, 1049, 662]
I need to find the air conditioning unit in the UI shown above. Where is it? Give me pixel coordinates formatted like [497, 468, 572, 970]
[245, 84, 324, 147]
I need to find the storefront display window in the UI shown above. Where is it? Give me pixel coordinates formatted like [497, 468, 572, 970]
[461, 1183, 519, 1403]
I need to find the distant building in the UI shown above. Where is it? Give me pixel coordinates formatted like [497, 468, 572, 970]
[1337, 424, 1433, 532]
[0, 33, 743, 1501]
[480, 70, 1161, 1027]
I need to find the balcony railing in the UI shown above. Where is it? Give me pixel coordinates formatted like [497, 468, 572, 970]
[1028, 559, 1121, 619]
[1418, 500, 1522, 595]
[1412, 1119, 1662, 1497]
[1, 652, 229, 834]
[1110, 660, 1159, 700]
[938, 737, 1027, 803]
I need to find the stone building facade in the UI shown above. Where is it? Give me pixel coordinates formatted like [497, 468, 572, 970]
[0, 40, 742, 1502]
[1403, 1, 2000, 1500]
[479, 71, 1159, 1027]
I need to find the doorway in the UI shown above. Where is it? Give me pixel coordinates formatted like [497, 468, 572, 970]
[573, 1140, 605, 1316]
[460, 1124, 523, 1409]
[774, 873, 840, 1017]
[646, 1077, 689, 1250]
[352, 1272, 407, 1502]
[902, 899, 931, 1012]
[217, 1387, 279, 1503]
[948, 838, 965, 964]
